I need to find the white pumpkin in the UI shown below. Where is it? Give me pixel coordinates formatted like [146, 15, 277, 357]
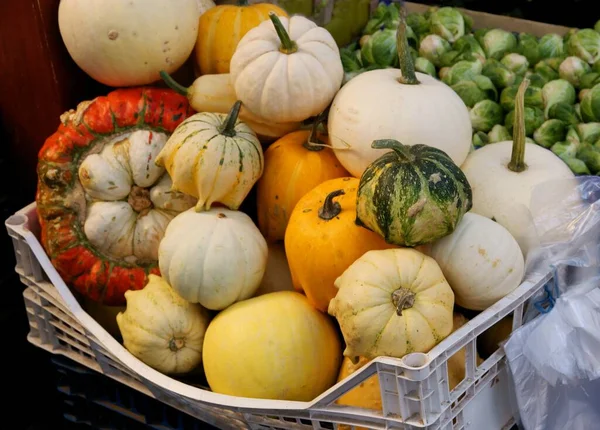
[196, 0, 216, 16]
[158, 207, 268, 310]
[429, 213, 525, 310]
[155, 102, 264, 212]
[229, 14, 344, 124]
[58, 0, 199, 87]
[78, 130, 196, 262]
[460, 79, 577, 256]
[327, 20, 472, 178]
[116, 274, 211, 375]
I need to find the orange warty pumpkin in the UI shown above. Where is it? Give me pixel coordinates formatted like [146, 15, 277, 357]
[36, 88, 195, 305]
[284, 177, 396, 312]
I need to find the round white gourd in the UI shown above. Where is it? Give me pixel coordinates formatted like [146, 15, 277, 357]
[328, 21, 471, 178]
[158, 207, 268, 310]
[460, 79, 577, 257]
[58, 0, 199, 87]
[429, 212, 525, 310]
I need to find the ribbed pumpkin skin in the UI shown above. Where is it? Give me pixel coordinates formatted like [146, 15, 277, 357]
[256, 129, 349, 242]
[194, 3, 288, 75]
[356, 140, 473, 247]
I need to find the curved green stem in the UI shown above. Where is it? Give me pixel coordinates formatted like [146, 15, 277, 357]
[318, 190, 345, 220]
[269, 12, 298, 55]
[303, 108, 329, 152]
[371, 139, 416, 163]
[396, 8, 419, 85]
[508, 78, 530, 173]
[219, 101, 242, 137]
[159, 71, 189, 96]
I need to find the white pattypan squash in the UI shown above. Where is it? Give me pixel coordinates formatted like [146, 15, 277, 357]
[116, 274, 211, 375]
[230, 14, 344, 124]
[155, 102, 263, 211]
[328, 248, 454, 361]
[158, 207, 268, 310]
[429, 212, 525, 310]
[78, 130, 196, 262]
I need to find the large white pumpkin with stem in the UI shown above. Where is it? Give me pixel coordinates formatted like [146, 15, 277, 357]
[158, 207, 268, 310]
[58, 0, 200, 87]
[461, 78, 577, 257]
[429, 212, 525, 310]
[230, 13, 344, 124]
[328, 13, 472, 178]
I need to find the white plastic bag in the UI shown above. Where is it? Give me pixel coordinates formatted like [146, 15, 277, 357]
[504, 176, 600, 430]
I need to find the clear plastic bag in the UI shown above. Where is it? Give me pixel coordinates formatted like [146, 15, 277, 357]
[503, 176, 600, 430]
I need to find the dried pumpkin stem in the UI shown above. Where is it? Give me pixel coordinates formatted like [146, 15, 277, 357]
[219, 101, 242, 137]
[396, 8, 419, 85]
[371, 139, 416, 163]
[159, 70, 189, 96]
[269, 12, 298, 55]
[318, 189, 345, 220]
[169, 337, 185, 352]
[508, 78, 530, 173]
[392, 288, 416, 316]
[303, 108, 330, 152]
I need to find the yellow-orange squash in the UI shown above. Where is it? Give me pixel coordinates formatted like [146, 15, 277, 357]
[284, 177, 396, 312]
[257, 119, 349, 242]
[194, 0, 288, 75]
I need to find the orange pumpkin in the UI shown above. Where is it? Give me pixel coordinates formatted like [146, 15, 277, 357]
[284, 177, 396, 312]
[194, 0, 288, 75]
[257, 117, 349, 242]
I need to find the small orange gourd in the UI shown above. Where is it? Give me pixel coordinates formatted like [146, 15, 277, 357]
[257, 114, 349, 242]
[284, 177, 396, 312]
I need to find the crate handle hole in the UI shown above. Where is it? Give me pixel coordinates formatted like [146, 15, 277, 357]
[402, 352, 428, 368]
[6, 214, 27, 226]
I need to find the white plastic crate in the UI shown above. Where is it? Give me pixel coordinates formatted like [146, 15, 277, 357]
[6, 202, 554, 430]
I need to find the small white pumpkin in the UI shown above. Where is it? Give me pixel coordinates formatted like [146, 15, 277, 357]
[328, 17, 472, 178]
[158, 207, 268, 310]
[155, 101, 264, 212]
[116, 274, 211, 375]
[429, 212, 525, 310]
[230, 13, 344, 124]
[58, 0, 199, 87]
[460, 79, 577, 256]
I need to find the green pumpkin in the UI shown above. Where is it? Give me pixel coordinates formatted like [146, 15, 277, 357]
[356, 140, 473, 247]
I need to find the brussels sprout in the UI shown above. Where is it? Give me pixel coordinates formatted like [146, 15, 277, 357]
[430, 7, 466, 43]
[474, 28, 489, 46]
[517, 33, 541, 65]
[533, 119, 567, 148]
[418, 34, 452, 67]
[593, 60, 600, 73]
[472, 131, 490, 148]
[488, 124, 511, 143]
[524, 71, 548, 88]
[580, 72, 600, 89]
[558, 56, 592, 87]
[415, 57, 436, 78]
[562, 157, 591, 175]
[548, 102, 582, 125]
[470, 100, 503, 132]
[534, 59, 560, 82]
[581, 84, 600, 122]
[505, 106, 545, 136]
[577, 143, 600, 173]
[451, 75, 497, 107]
[442, 60, 483, 85]
[481, 29, 518, 60]
[576, 122, 600, 144]
[406, 13, 430, 37]
[538, 33, 565, 59]
[564, 28, 579, 45]
[566, 124, 581, 144]
[501, 53, 529, 75]
[361, 28, 398, 67]
[567, 29, 600, 64]
[500, 84, 544, 111]
[482, 58, 516, 88]
[454, 34, 486, 63]
[340, 44, 363, 72]
[363, 3, 397, 35]
[575, 103, 582, 118]
[542, 79, 576, 117]
[438, 67, 450, 82]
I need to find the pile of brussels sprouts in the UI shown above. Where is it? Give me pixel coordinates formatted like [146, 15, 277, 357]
[340, 2, 600, 175]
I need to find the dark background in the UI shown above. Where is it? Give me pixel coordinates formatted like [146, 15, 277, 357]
[1, 0, 599, 428]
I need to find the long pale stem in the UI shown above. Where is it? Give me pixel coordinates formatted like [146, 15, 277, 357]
[508, 78, 530, 173]
[397, 8, 419, 85]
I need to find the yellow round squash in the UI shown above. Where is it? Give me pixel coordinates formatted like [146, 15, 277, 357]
[202, 291, 342, 401]
[194, 0, 288, 75]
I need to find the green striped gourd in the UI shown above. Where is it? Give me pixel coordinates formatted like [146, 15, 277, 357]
[356, 139, 473, 246]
